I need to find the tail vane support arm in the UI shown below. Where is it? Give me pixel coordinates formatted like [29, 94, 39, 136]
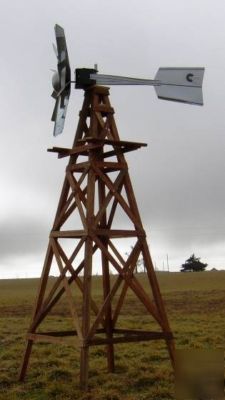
[90, 73, 160, 87]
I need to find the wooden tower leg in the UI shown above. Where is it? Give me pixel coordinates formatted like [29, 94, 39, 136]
[19, 340, 33, 381]
[98, 165, 115, 373]
[101, 244, 115, 372]
[80, 162, 95, 389]
[124, 172, 175, 368]
[142, 241, 175, 368]
[19, 244, 53, 381]
[80, 237, 92, 389]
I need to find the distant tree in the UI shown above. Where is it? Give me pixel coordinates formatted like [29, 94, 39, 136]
[125, 246, 145, 273]
[181, 254, 207, 272]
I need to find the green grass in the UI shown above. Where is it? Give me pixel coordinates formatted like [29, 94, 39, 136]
[0, 271, 225, 399]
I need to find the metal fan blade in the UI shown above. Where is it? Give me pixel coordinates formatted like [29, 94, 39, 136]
[51, 97, 59, 122]
[52, 70, 60, 94]
[51, 25, 71, 136]
[51, 90, 58, 99]
[52, 94, 70, 136]
[55, 24, 70, 66]
[52, 43, 58, 59]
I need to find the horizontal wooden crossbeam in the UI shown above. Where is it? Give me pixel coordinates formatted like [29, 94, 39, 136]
[27, 333, 74, 346]
[31, 329, 106, 337]
[47, 143, 102, 158]
[50, 229, 142, 238]
[89, 332, 173, 346]
[78, 137, 147, 148]
[27, 330, 173, 347]
[67, 161, 127, 173]
[93, 104, 115, 114]
[48, 138, 147, 159]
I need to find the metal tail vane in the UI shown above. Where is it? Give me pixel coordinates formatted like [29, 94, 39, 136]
[51, 24, 205, 136]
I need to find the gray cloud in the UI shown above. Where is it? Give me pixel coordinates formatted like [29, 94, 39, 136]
[0, 218, 48, 261]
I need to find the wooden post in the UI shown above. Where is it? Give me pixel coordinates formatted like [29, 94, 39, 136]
[98, 151, 115, 373]
[80, 152, 95, 389]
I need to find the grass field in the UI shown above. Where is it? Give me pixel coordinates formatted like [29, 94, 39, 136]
[0, 271, 225, 399]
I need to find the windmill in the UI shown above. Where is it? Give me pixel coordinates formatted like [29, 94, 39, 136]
[20, 24, 204, 389]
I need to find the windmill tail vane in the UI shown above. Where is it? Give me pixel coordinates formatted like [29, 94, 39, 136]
[154, 67, 204, 105]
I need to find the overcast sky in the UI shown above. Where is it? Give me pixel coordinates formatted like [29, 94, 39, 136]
[1, 0, 225, 278]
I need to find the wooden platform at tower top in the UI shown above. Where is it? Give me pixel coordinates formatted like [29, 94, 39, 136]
[19, 85, 175, 389]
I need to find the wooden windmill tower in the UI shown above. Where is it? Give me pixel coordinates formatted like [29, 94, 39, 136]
[19, 25, 204, 389]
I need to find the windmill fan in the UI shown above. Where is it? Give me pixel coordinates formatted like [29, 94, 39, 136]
[51, 25, 71, 136]
[51, 24, 204, 136]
